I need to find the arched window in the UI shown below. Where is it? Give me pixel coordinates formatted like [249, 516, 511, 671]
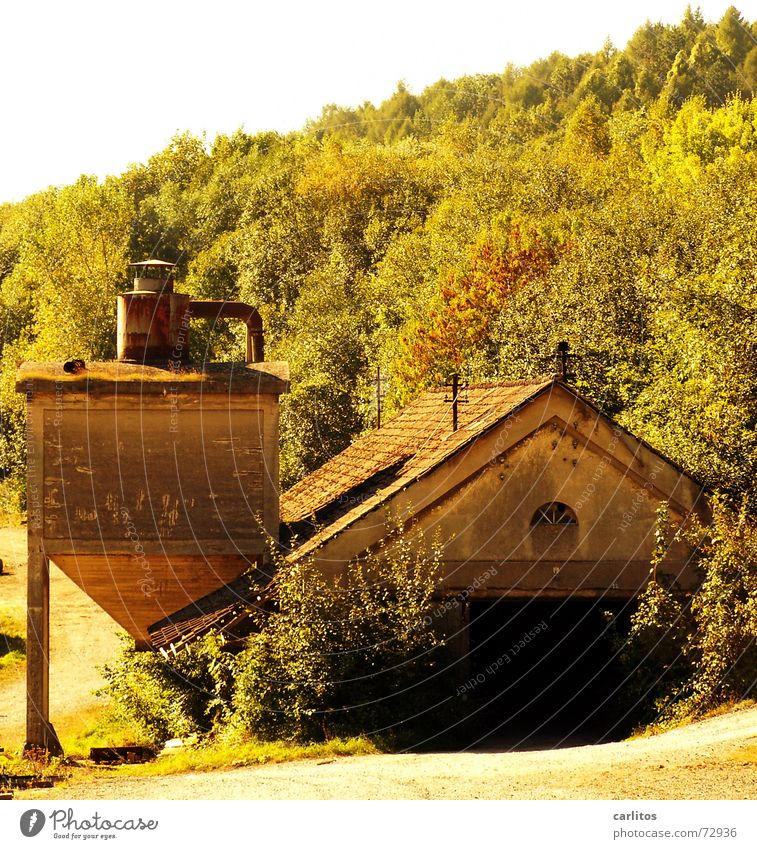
[531, 502, 577, 526]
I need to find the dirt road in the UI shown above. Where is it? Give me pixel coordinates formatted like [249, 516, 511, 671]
[21, 703, 757, 800]
[0, 526, 124, 749]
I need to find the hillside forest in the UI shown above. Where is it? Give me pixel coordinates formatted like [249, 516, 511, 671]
[0, 5, 755, 733]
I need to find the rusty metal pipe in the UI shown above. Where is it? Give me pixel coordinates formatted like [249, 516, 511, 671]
[189, 301, 265, 363]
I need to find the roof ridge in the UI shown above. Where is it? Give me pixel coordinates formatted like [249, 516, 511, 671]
[425, 376, 553, 393]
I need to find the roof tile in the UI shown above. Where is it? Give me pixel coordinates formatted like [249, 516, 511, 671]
[282, 378, 553, 537]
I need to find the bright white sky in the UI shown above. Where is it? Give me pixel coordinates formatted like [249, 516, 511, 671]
[0, 0, 751, 203]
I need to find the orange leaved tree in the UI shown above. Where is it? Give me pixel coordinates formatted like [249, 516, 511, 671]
[396, 232, 559, 393]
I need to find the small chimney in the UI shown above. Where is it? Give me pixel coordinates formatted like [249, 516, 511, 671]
[554, 341, 574, 382]
[117, 261, 190, 363]
[131, 259, 176, 293]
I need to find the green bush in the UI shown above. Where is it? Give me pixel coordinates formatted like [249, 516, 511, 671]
[621, 498, 757, 727]
[675, 496, 757, 716]
[231, 531, 447, 743]
[99, 634, 237, 747]
[99, 528, 450, 747]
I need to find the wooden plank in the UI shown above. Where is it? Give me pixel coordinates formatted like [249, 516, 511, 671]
[50, 553, 260, 641]
[43, 408, 264, 541]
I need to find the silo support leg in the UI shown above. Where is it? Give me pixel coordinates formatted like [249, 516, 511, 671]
[25, 549, 63, 757]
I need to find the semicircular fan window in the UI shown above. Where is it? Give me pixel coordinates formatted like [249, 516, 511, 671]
[531, 502, 577, 526]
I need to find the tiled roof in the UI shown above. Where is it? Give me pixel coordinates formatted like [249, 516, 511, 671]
[148, 570, 274, 653]
[281, 378, 554, 552]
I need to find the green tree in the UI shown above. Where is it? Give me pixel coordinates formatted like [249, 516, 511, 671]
[623, 499, 757, 726]
[715, 6, 752, 66]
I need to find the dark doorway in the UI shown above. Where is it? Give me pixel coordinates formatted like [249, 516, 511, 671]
[465, 596, 633, 749]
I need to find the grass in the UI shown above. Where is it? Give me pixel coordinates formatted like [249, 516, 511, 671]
[7, 734, 378, 794]
[117, 736, 378, 777]
[629, 698, 757, 739]
[730, 745, 757, 765]
[1, 747, 75, 787]
[0, 701, 139, 759]
[0, 604, 26, 679]
[24, 702, 379, 784]
[56, 705, 148, 757]
[5, 701, 378, 792]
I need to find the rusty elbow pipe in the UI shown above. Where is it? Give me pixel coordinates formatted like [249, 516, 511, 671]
[189, 301, 265, 363]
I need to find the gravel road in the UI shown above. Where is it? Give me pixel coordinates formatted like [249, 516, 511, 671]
[21, 703, 757, 800]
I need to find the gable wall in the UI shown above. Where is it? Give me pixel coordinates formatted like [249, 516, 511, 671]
[306, 386, 708, 597]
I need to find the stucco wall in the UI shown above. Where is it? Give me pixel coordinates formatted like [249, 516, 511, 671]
[306, 385, 707, 598]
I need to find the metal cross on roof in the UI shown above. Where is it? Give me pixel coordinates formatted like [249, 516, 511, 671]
[444, 372, 469, 432]
[554, 341, 575, 382]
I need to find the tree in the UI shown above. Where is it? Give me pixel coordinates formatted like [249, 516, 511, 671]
[715, 6, 752, 66]
[623, 498, 757, 726]
[564, 93, 611, 157]
[741, 45, 757, 93]
[396, 233, 558, 393]
[17, 176, 131, 360]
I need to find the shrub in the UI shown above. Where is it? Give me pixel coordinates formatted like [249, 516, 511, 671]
[621, 497, 757, 727]
[99, 527, 449, 746]
[231, 530, 448, 743]
[99, 634, 237, 747]
[674, 496, 757, 716]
